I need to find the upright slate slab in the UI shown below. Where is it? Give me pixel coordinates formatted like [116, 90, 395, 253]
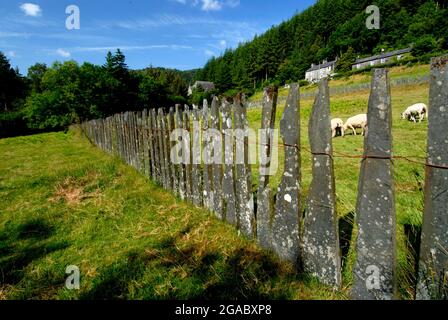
[202, 99, 214, 211]
[136, 112, 144, 173]
[234, 95, 255, 237]
[183, 106, 193, 202]
[417, 55, 448, 300]
[272, 84, 301, 265]
[352, 69, 396, 300]
[168, 107, 178, 192]
[211, 97, 224, 219]
[191, 105, 203, 206]
[221, 99, 236, 224]
[257, 87, 278, 249]
[157, 109, 167, 187]
[162, 109, 173, 190]
[175, 105, 187, 200]
[118, 114, 126, 162]
[303, 78, 342, 288]
[147, 110, 156, 180]
[123, 112, 131, 165]
[150, 109, 161, 184]
[129, 112, 138, 169]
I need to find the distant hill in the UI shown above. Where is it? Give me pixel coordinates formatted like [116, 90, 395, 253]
[195, 0, 447, 94]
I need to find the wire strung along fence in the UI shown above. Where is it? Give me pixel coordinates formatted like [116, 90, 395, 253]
[79, 55, 448, 300]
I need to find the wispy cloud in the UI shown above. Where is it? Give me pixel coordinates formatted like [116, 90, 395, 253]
[72, 44, 193, 53]
[99, 13, 260, 50]
[172, 0, 240, 11]
[204, 49, 216, 57]
[19, 3, 42, 17]
[6, 51, 17, 58]
[56, 48, 71, 58]
[0, 31, 30, 38]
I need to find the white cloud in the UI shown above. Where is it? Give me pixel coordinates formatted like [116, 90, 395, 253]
[172, 0, 240, 11]
[205, 49, 216, 57]
[219, 40, 227, 48]
[201, 0, 222, 11]
[19, 3, 42, 17]
[7, 51, 16, 58]
[56, 48, 71, 58]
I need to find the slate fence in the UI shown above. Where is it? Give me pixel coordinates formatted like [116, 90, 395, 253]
[79, 56, 448, 300]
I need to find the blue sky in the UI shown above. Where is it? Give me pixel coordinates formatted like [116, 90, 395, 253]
[1, 0, 316, 74]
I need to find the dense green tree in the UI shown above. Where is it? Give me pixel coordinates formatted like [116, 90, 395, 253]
[27, 63, 48, 94]
[336, 47, 357, 72]
[0, 52, 27, 112]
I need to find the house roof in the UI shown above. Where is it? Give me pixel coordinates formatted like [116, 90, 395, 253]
[354, 48, 412, 64]
[306, 60, 337, 72]
[193, 81, 215, 90]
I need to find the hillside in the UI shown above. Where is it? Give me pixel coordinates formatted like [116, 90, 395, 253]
[195, 0, 447, 94]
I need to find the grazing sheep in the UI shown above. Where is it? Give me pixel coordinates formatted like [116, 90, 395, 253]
[343, 114, 368, 136]
[401, 103, 427, 123]
[331, 118, 345, 138]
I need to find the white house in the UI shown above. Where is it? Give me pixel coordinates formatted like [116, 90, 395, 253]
[188, 81, 215, 96]
[305, 60, 337, 83]
[352, 48, 412, 70]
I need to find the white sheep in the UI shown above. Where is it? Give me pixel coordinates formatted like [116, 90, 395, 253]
[331, 118, 345, 138]
[401, 103, 427, 123]
[343, 114, 368, 136]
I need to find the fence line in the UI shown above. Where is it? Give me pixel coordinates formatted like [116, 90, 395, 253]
[79, 56, 447, 300]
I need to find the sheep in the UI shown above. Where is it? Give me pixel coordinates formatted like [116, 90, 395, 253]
[331, 118, 345, 138]
[401, 103, 427, 123]
[343, 114, 368, 136]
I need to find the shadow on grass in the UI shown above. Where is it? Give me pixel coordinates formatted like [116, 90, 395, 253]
[339, 211, 355, 270]
[81, 225, 297, 300]
[0, 218, 69, 286]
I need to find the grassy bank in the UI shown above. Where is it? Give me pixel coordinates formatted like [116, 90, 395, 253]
[0, 131, 343, 300]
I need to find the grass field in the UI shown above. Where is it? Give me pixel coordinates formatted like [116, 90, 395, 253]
[246, 76, 429, 299]
[0, 65, 430, 300]
[0, 130, 344, 300]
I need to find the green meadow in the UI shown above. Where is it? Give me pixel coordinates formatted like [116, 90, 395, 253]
[0, 64, 431, 300]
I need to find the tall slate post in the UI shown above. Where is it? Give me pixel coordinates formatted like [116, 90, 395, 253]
[168, 107, 177, 192]
[221, 99, 236, 224]
[191, 105, 203, 206]
[234, 94, 255, 237]
[211, 97, 224, 219]
[147, 109, 156, 180]
[161, 109, 173, 190]
[150, 109, 161, 184]
[175, 105, 187, 200]
[303, 78, 342, 288]
[183, 106, 193, 202]
[141, 109, 150, 178]
[272, 84, 301, 265]
[202, 99, 214, 211]
[417, 55, 448, 300]
[257, 87, 278, 249]
[352, 69, 396, 300]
